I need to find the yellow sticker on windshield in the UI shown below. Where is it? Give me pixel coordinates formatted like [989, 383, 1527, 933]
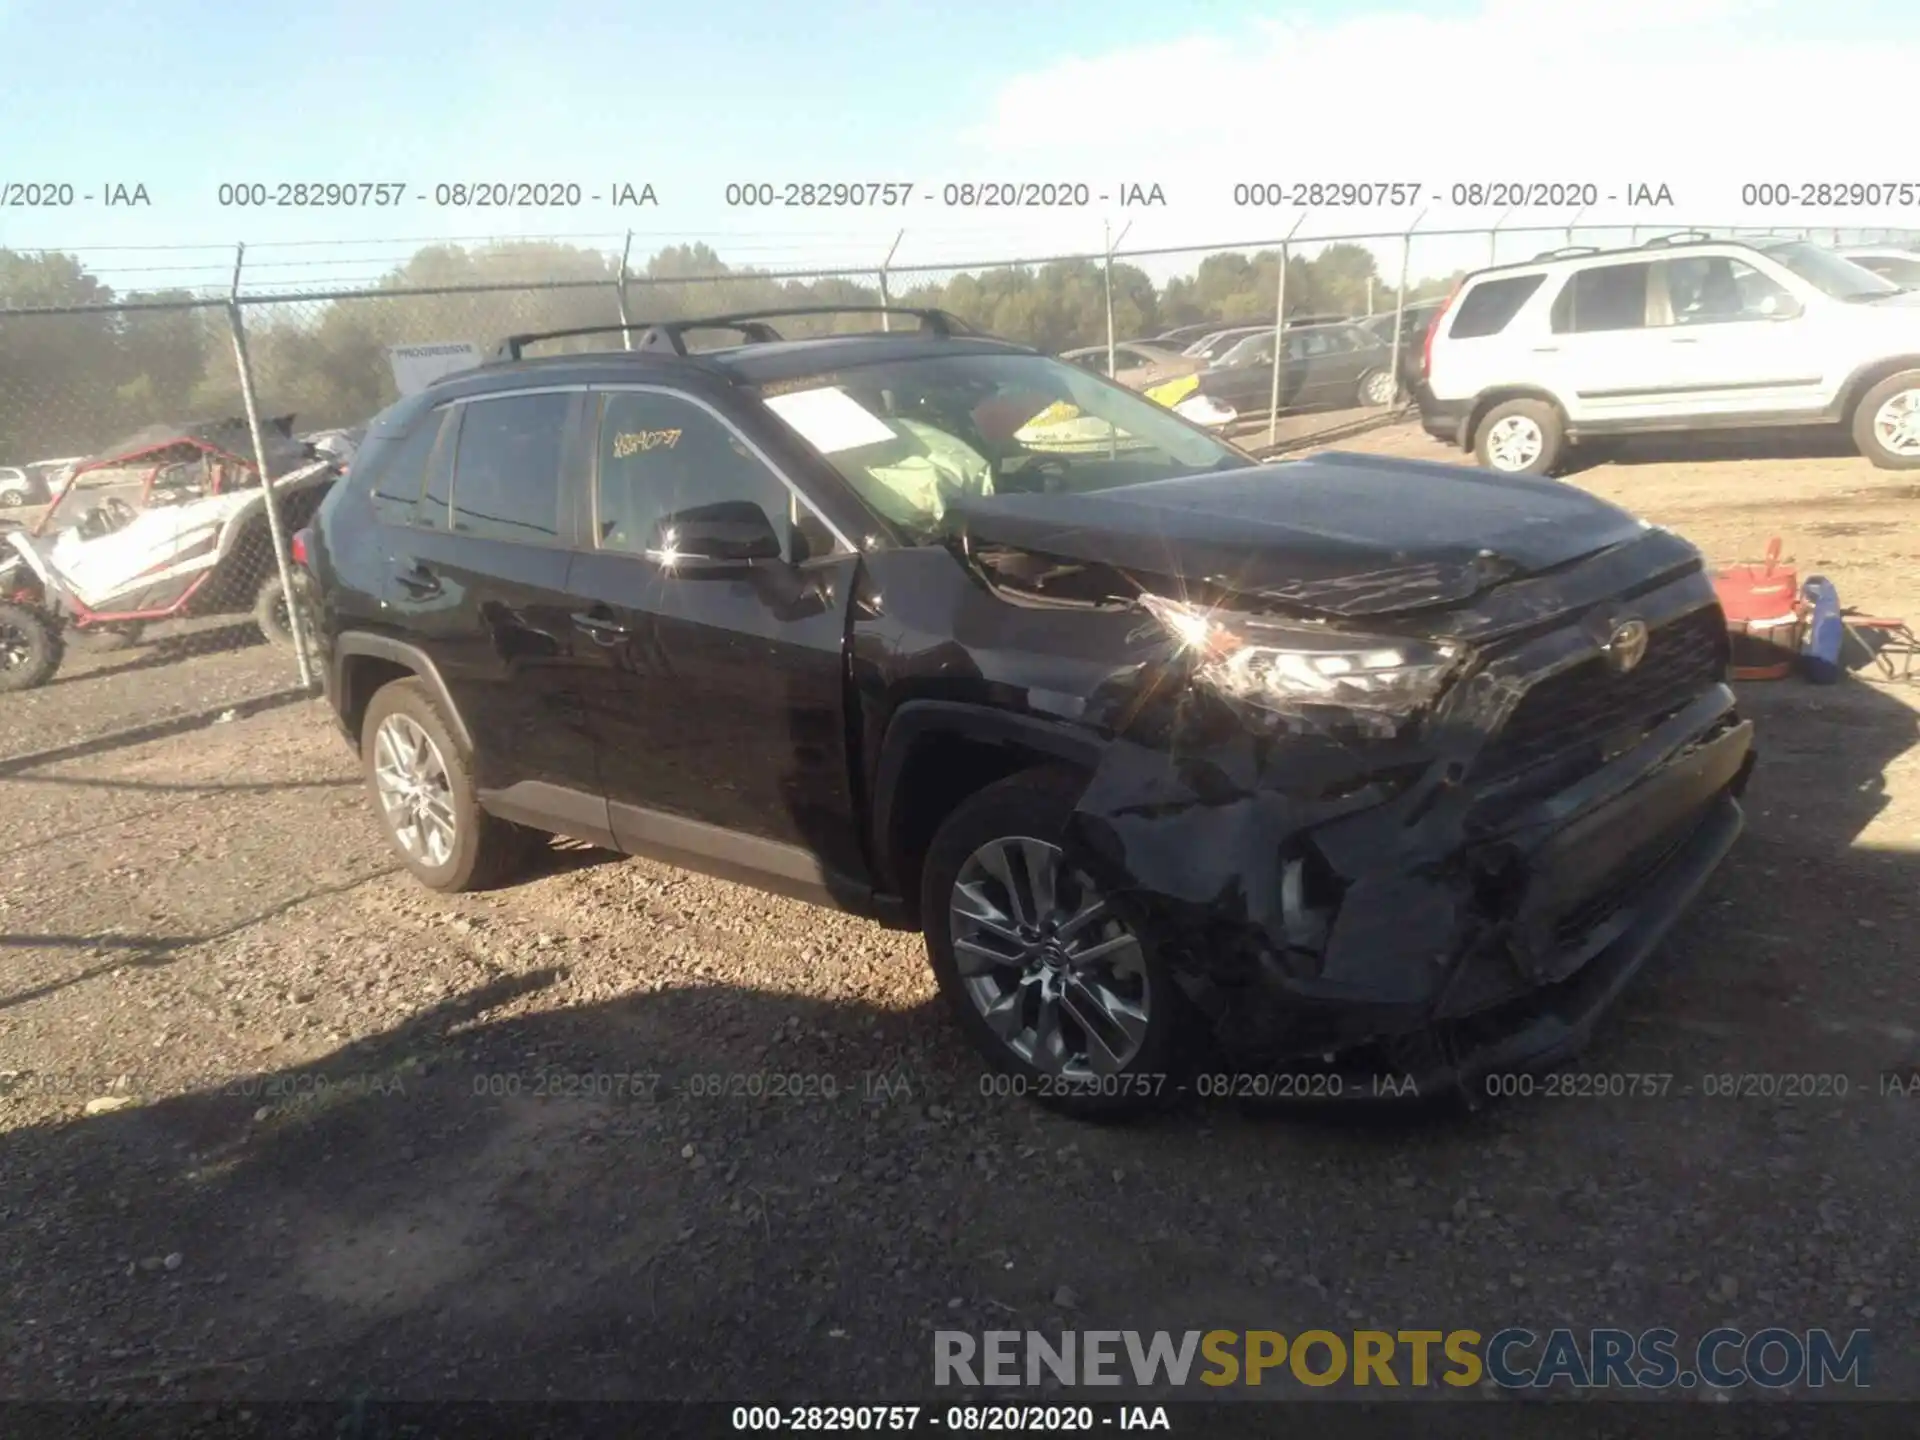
[612, 428, 682, 458]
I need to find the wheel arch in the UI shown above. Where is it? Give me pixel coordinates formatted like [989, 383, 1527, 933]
[1467, 385, 1568, 444]
[871, 700, 1105, 925]
[333, 633, 474, 753]
[1837, 356, 1920, 422]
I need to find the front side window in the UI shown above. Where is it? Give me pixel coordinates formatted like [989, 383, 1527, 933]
[1660, 256, 1794, 324]
[756, 351, 1253, 543]
[594, 390, 841, 563]
[446, 393, 569, 544]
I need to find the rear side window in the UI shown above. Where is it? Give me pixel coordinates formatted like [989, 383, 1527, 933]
[1550, 263, 1653, 333]
[1447, 275, 1547, 339]
[446, 393, 570, 544]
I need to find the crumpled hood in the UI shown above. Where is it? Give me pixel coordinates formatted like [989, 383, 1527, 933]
[945, 451, 1649, 616]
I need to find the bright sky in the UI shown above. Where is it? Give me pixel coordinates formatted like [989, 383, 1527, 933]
[1, 0, 1915, 293]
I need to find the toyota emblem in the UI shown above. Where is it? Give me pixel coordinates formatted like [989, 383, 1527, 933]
[1605, 619, 1650, 674]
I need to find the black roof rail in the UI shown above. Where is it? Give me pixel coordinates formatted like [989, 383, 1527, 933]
[1532, 245, 1603, 260]
[1639, 230, 1718, 249]
[493, 305, 975, 362]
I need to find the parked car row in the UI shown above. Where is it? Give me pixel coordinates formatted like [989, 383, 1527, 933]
[1066, 309, 1432, 429]
[284, 302, 1752, 1118]
[1411, 233, 1920, 475]
[0, 456, 84, 509]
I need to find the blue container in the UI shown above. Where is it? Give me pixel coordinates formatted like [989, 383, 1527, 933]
[1801, 575, 1844, 685]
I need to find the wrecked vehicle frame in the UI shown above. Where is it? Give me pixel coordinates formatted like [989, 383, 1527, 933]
[854, 457, 1755, 1105]
[306, 316, 1755, 1115]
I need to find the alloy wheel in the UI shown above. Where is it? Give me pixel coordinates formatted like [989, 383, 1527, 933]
[1363, 370, 1396, 406]
[948, 835, 1151, 1077]
[373, 713, 457, 867]
[1872, 389, 1920, 457]
[1485, 415, 1544, 470]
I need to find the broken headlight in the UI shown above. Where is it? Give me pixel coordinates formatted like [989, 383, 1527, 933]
[1139, 593, 1461, 731]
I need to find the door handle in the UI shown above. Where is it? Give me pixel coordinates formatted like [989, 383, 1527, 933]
[1531, 346, 1560, 354]
[571, 610, 631, 644]
[393, 561, 440, 597]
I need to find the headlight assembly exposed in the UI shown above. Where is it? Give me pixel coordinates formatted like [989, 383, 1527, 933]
[1139, 592, 1462, 731]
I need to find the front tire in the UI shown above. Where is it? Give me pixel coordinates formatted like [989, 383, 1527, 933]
[1852, 370, 1920, 470]
[0, 488, 26, 509]
[1474, 398, 1564, 475]
[920, 767, 1182, 1119]
[360, 679, 539, 892]
[0, 601, 62, 692]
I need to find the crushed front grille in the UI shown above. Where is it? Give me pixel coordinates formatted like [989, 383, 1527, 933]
[1475, 607, 1727, 782]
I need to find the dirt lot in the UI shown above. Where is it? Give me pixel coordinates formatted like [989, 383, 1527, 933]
[3, 421, 1918, 1407]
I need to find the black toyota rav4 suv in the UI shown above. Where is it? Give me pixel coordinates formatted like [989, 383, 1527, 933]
[303, 305, 1755, 1115]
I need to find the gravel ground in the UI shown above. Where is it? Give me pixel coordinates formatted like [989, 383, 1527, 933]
[2, 425, 1918, 1406]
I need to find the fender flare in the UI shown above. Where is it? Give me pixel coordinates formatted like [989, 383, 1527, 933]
[332, 632, 474, 753]
[1835, 355, 1920, 419]
[869, 699, 1106, 892]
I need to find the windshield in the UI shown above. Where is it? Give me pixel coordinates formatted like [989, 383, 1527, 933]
[754, 352, 1254, 542]
[1757, 241, 1902, 300]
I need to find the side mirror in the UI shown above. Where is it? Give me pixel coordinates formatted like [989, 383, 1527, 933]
[1760, 293, 1804, 321]
[646, 500, 782, 569]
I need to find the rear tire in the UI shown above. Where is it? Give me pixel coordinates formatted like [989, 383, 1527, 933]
[1356, 368, 1396, 408]
[0, 601, 62, 692]
[920, 767, 1184, 1120]
[1851, 370, 1920, 470]
[0, 488, 26, 509]
[360, 678, 540, 893]
[1474, 398, 1564, 476]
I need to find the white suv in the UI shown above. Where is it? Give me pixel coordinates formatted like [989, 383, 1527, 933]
[1416, 234, 1920, 474]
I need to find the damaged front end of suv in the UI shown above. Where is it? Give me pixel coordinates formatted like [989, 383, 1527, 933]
[939, 456, 1755, 1102]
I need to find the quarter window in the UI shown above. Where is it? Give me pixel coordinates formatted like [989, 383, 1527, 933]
[362, 408, 444, 526]
[1448, 275, 1547, 338]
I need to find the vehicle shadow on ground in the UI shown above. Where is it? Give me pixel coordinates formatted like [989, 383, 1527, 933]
[51, 622, 270, 686]
[1559, 428, 1861, 475]
[0, 958, 1481, 1406]
[0, 870, 400, 1012]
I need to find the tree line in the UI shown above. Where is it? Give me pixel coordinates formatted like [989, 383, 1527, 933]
[0, 239, 1461, 464]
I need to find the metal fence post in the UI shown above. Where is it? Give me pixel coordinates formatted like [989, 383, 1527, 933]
[1103, 220, 1132, 376]
[225, 243, 313, 690]
[1266, 215, 1307, 446]
[616, 230, 635, 349]
[1104, 221, 1130, 459]
[1386, 210, 1426, 407]
[879, 230, 903, 330]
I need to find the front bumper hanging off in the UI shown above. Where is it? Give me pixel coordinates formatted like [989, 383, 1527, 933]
[1067, 681, 1756, 1105]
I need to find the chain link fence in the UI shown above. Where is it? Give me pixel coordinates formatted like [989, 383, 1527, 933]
[5, 220, 1919, 755]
